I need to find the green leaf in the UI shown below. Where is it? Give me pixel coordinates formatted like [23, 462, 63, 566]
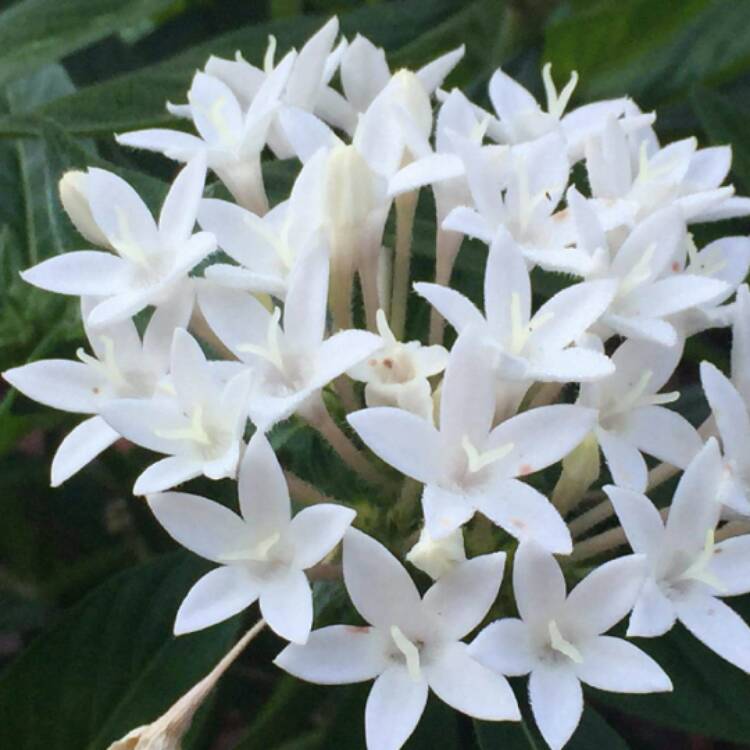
[1, 0, 468, 136]
[0, 552, 241, 750]
[544, 0, 750, 106]
[597, 605, 750, 744]
[0, 0, 177, 88]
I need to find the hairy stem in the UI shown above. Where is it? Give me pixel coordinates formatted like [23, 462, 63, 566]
[390, 190, 418, 340]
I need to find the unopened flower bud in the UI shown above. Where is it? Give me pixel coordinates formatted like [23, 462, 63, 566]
[406, 527, 466, 580]
[389, 69, 432, 139]
[59, 170, 111, 248]
[551, 431, 601, 515]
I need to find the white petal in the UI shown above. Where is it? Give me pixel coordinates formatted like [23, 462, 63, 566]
[347, 407, 442, 484]
[311, 330, 382, 388]
[605, 485, 665, 558]
[422, 552, 506, 640]
[283, 241, 329, 352]
[142, 286, 195, 372]
[115, 129, 205, 160]
[341, 34, 390, 112]
[133, 456, 203, 495]
[701, 361, 750, 469]
[389, 154, 464, 196]
[441, 206, 494, 243]
[618, 406, 701, 469]
[562, 555, 646, 638]
[416, 45, 464, 93]
[676, 594, 750, 673]
[274, 624, 389, 684]
[477, 479, 572, 554]
[174, 565, 259, 635]
[528, 662, 583, 750]
[238, 431, 291, 534]
[21, 251, 129, 296]
[365, 666, 428, 750]
[709, 536, 750, 596]
[170, 328, 215, 413]
[488, 68, 538, 123]
[288, 504, 356, 569]
[51, 416, 119, 486]
[620, 276, 728, 318]
[188, 72, 243, 147]
[147, 491, 248, 562]
[86, 289, 153, 329]
[3, 360, 100, 413]
[607, 337, 682, 398]
[627, 578, 676, 637]
[103, 397, 190, 454]
[424, 641, 520, 721]
[527, 347, 614, 382]
[286, 17, 338, 110]
[413, 281, 485, 334]
[664, 438, 723, 554]
[260, 567, 313, 644]
[487, 405, 597, 479]
[468, 618, 536, 677]
[597, 427, 648, 492]
[343, 528, 423, 635]
[421, 484, 475, 539]
[159, 153, 207, 243]
[277, 107, 340, 162]
[512, 540, 566, 630]
[604, 314, 677, 347]
[576, 635, 672, 693]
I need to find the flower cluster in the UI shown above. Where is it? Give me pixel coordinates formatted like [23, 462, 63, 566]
[5, 17, 750, 750]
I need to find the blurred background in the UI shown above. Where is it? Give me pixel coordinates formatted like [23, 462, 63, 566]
[0, 0, 749, 748]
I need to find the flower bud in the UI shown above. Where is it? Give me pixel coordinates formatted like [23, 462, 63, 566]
[59, 170, 111, 248]
[389, 69, 433, 139]
[406, 527, 466, 580]
[551, 431, 601, 515]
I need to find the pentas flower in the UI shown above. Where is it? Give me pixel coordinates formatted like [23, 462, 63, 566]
[117, 55, 296, 215]
[607, 438, 750, 674]
[275, 528, 519, 750]
[21, 156, 212, 329]
[348, 329, 596, 550]
[565, 193, 729, 346]
[585, 118, 750, 223]
[577, 336, 702, 492]
[415, 228, 616, 413]
[103, 328, 253, 494]
[198, 243, 381, 430]
[470, 541, 671, 750]
[148, 431, 355, 643]
[347, 310, 448, 421]
[483, 63, 653, 160]
[3, 295, 190, 486]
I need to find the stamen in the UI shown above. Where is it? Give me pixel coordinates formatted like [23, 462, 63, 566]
[208, 96, 236, 150]
[238, 307, 285, 371]
[77, 335, 127, 388]
[509, 293, 554, 354]
[113, 206, 149, 266]
[390, 625, 421, 681]
[264, 35, 277, 73]
[542, 63, 578, 120]
[462, 436, 514, 473]
[220, 531, 281, 563]
[548, 620, 583, 663]
[679, 529, 726, 593]
[376, 309, 398, 346]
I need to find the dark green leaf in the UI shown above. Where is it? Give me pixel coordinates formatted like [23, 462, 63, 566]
[0, 552, 241, 750]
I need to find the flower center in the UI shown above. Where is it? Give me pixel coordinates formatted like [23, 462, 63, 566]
[155, 404, 212, 446]
[461, 435, 514, 474]
[390, 625, 421, 681]
[509, 292, 554, 354]
[605, 370, 679, 419]
[542, 63, 578, 121]
[77, 335, 129, 390]
[548, 620, 583, 663]
[677, 529, 725, 593]
[238, 307, 285, 372]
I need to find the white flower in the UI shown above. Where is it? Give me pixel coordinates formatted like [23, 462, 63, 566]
[585, 118, 750, 223]
[275, 528, 519, 750]
[348, 328, 596, 549]
[2, 294, 191, 486]
[21, 156, 213, 329]
[470, 541, 671, 750]
[577, 336, 702, 492]
[148, 431, 355, 643]
[485, 62, 652, 159]
[405, 527, 466, 580]
[347, 310, 447, 421]
[606, 438, 750, 674]
[102, 328, 252, 494]
[117, 55, 296, 214]
[198, 242, 381, 430]
[415, 228, 616, 412]
[567, 193, 729, 346]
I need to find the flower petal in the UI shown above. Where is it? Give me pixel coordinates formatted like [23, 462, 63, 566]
[115, 129, 205, 161]
[422, 552, 506, 640]
[575, 635, 672, 693]
[709, 535, 750, 597]
[412, 282, 485, 334]
[597, 427, 648, 492]
[469, 618, 536, 677]
[274, 624, 390, 684]
[260, 567, 313, 644]
[421, 484, 475, 539]
[20, 252, 129, 296]
[288, 504, 356, 569]
[159, 153, 207, 243]
[424, 641, 520, 721]
[51, 416, 119, 486]
[627, 578, 676, 637]
[174, 565, 259, 635]
[512, 540, 567, 630]
[528, 662, 583, 750]
[365, 666, 428, 750]
[605, 485, 665, 558]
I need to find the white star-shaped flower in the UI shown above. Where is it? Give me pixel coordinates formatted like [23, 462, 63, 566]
[470, 541, 671, 750]
[275, 528, 519, 750]
[348, 329, 596, 550]
[2, 294, 191, 486]
[607, 437, 750, 673]
[198, 242, 381, 430]
[578, 336, 701, 491]
[148, 431, 355, 643]
[21, 156, 213, 329]
[103, 328, 252, 494]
